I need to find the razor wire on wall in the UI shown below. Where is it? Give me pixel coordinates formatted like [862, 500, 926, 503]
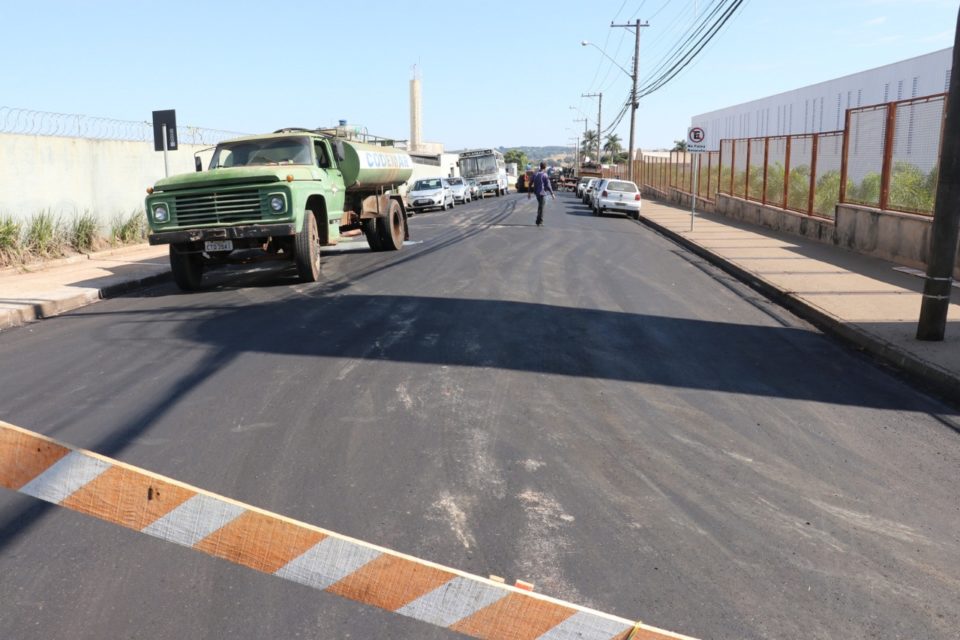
[0, 106, 248, 145]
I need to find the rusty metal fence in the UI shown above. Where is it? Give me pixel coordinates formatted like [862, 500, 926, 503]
[604, 151, 722, 202]
[698, 93, 946, 219]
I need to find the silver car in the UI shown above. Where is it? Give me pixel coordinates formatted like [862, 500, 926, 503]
[466, 178, 480, 201]
[447, 176, 471, 204]
[408, 177, 454, 213]
[581, 178, 599, 205]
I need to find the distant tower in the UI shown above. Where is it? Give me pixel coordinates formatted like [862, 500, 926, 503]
[410, 65, 422, 152]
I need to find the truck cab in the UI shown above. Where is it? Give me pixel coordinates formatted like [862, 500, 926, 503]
[145, 130, 411, 291]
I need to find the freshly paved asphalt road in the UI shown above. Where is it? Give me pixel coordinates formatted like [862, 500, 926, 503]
[1, 192, 958, 640]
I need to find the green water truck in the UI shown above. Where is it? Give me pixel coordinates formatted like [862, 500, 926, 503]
[144, 128, 413, 290]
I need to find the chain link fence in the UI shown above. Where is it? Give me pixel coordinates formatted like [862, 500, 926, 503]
[0, 106, 248, 145]
[707, 93, 945, 218]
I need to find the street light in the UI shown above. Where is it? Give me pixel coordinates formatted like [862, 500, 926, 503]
[581, 24, 647, 180]
[581, 41, 632, 78]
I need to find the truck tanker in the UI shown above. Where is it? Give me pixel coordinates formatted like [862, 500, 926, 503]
[144, 128, 413, 291]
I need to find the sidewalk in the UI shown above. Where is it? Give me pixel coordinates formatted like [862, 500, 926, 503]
[0, 244, 170, 330]
[637, 199, 960, 399]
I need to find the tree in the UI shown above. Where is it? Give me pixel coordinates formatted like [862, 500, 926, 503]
[603, 134, 622, 163]
[503, 149, 528, 170]
[673, 139, 688, 152]
[581, 131, 599, 162]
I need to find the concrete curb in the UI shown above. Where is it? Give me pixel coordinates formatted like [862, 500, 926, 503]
[0, 270, 170, 331]
[635, 211, 960, 402]
[0, 243, 156, 277]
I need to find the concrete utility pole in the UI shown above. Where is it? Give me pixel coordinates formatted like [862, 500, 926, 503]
[917, 11, 960, 341]
[611, 18, 649, 181]
[582, 92, 602, 164]
[572, 117, 588, 167]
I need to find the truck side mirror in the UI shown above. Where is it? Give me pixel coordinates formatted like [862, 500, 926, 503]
[194, 156, 203, 172]
[334, 141, 345, 162]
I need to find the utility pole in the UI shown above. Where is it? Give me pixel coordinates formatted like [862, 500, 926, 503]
[611, 18, 649, 181]
[582, 92, 602, 165]
[573, 117, 587, 169]
[917, 10, 960, 341]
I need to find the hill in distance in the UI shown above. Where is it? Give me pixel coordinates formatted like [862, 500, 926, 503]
[497, 145, 575, 164]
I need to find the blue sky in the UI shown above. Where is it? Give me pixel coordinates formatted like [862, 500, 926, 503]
[1, 0, 956, 152]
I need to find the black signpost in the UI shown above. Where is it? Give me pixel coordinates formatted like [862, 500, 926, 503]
[152, 109, 177, 177]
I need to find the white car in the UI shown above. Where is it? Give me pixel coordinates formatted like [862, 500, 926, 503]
[408, 177, 454, 213]
[466, 178, 480, 200]
[589, 179, 607, 211]
[594, 179, 642, 219]
[446, 176, 471, 204]
[581, 178, 599, 205]
[575, 177, 591, 198]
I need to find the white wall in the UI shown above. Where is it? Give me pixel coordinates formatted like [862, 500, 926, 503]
[691, 48, 952, 149]
[0, 133, 212, 226]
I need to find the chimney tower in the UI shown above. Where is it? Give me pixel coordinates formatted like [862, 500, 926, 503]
[410, 65, 422, 152]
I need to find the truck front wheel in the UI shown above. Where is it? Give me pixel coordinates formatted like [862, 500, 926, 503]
[169, 244, 203, 291]
[376, 200, 404, 251]
[295, 210, 321, 282]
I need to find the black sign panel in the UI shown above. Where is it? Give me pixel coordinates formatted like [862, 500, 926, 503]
[152, 109, 178, 151]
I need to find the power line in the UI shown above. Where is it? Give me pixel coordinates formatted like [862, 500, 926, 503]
[637, 0, 745, 98]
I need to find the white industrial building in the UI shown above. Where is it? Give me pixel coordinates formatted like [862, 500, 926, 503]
[691, 48, 952, 150]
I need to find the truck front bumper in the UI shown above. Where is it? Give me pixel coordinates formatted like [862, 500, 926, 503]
[148, 223, 298, 246]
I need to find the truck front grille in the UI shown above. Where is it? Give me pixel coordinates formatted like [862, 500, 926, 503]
[174, 190, 262, 225]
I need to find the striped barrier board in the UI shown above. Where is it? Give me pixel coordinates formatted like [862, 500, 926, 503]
[0, 421, 697, 640]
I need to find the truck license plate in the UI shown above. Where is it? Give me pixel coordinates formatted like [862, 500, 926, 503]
[204, 240, 233, 252]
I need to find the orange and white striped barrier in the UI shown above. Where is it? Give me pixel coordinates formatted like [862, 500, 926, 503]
[0, 421, 697, 640]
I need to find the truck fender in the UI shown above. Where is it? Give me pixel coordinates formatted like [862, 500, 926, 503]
[359, 194, 393, 219]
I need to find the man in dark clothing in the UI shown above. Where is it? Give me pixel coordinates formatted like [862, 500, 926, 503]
[527, 161, 556, 226]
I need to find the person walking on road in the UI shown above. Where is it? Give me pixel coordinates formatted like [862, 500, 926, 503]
[528, 162, 556, 226]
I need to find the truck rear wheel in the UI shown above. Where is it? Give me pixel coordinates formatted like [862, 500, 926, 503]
[376, 200, 404, 251]
[363, 218, 384, 251]
[169, 244, 203, 291]
[295, 210, 321, 282]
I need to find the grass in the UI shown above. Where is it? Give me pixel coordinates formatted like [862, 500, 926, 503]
[0, 208, 147, 268]
[0, 215, 23, 265]
[24, 209, 66, 257]
[110, 209, 147, 245]
[70, 211, 100, 253]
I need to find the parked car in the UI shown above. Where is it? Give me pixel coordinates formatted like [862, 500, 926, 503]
[581, 178, 599, 205]
[575, 177, 591, 198]
[594, 179, 642, 218]
[447, 176, 471, 204]
[589, 179, 608, 211]
[408, 177, 454, 213]
[466, 178, 480, 200]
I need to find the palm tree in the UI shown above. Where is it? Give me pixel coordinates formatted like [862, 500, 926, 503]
[603, 134, 622, 163]
[581, 131, 599, 163]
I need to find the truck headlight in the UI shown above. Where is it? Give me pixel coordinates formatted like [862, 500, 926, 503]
[269, 195, 285, 213]
[152, 204, 169, 223]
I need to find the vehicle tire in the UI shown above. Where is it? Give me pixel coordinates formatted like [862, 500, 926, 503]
[169, 244, 203, 291]
[295, 210, 321, 282]
[363, 217, 384, 251]
[376, 199, 404, 251]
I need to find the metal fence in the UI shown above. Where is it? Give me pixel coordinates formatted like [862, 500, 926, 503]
[706, 93, 946, 218]
[603, 151, 722, 203]
[0, 106, 247, 146]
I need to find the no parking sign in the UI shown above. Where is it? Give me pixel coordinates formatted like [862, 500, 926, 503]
[687, 126, 707, 153]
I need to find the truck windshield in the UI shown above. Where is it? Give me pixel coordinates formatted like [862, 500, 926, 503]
[459, 155, 499, 178]
[210, 137, 312, 168]
[413, 179, 443, 190]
